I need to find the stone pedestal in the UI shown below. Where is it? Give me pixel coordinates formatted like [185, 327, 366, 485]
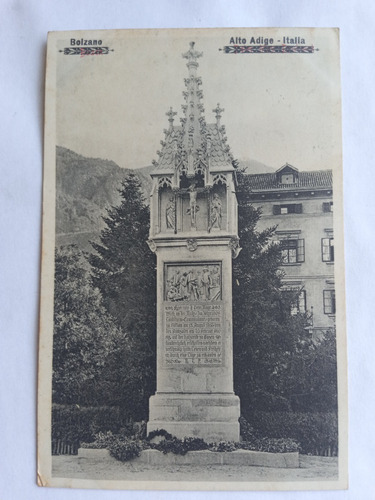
[148, 393, 240, 442]
[147, 239, 240, 442]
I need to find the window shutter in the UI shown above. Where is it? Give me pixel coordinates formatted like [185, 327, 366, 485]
[323, 290, 335, 314]
[273, 205, 281, 215]
[322, 238, 330, 261]
[295, 203, 303, 214]
[330, 240, 335, 262]
[331, 290, 336, 314]
[323, 202, 330, 212]
[297, 239, 305, 262]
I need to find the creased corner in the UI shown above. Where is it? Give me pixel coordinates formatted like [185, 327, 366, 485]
[37, 471, 47, 487]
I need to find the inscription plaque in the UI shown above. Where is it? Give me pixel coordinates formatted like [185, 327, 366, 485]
[164, 302, 223, 366]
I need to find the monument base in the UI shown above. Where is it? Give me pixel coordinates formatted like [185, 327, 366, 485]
[147, 392, 240, 442]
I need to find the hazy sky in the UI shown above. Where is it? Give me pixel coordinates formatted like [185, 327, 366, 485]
[56, 28, 341, 171]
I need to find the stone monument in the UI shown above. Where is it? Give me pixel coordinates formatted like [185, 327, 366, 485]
[147, 42, 241, 442]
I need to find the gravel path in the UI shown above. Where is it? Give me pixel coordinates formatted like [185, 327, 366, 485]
[52, 454, 338, 483]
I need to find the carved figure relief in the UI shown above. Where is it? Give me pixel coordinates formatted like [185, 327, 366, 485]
[165, 263, 221, 302]
[209, 192, 222, 231]
[165, 197, 175, 230]
[186, 182, 199, 227]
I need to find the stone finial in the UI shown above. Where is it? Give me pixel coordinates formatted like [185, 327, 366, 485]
[166, 107, 177, 129]
[213, 103, 225, 124]
[182, 42, 203, 64]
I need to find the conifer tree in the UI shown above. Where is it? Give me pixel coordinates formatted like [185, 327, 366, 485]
[233, 171, 313, 415]
[89, 174, 156, 419]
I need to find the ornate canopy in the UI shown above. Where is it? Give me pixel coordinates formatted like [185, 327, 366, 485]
[151, 42, 235, 189]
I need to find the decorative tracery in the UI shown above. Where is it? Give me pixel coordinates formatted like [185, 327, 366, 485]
[213, 174, 227, 186]
[158, 177, 172, 189]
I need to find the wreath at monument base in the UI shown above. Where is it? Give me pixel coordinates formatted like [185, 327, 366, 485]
[81, 424, 300, 462]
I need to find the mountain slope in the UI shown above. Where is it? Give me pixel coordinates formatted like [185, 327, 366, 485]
[237, 159, 275, 174]
[55, 146, 274, 250]
[55, 146, 152, 248]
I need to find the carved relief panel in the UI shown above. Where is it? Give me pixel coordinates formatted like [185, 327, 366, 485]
[163, 262, 223, 366]
[164, 262, 222, 302]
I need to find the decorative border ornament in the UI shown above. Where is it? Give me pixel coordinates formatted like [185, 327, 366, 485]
[222, 45, 315, 54]
[186, 238, 198, 252]
[59, 47, 114, 55]
[147, 239, 157, 253]
[229, 236, 242, 259]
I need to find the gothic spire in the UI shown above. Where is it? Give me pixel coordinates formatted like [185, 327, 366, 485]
[151, 42, 234, 176]
[180, 42, 206, 173]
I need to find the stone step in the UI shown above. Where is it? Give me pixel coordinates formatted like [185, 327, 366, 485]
[78, 448, 299, 468]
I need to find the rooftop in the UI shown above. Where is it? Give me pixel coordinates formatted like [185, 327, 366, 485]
[246, 169, 333, 192]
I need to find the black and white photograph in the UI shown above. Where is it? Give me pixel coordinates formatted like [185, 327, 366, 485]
[37, 27, 347, 490]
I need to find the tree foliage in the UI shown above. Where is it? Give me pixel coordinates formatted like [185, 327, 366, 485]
[53, 244, 122, 405]
[89, 174, 156, 419]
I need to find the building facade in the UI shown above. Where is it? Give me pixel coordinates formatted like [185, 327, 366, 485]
[246, 163, 335, 337]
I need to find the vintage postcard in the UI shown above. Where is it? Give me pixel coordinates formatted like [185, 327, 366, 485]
[38, 28, 347, 490]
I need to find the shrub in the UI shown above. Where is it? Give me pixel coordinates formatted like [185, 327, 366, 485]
[209, 441, 237, 452]
[246, 411, 338, 456]
[146, 430, 208, 455]
[81, 431, 116, 449]
[106, 429, 299, 462]
[108, 437, 142, 462]
[153, 437, 188, 455]
[183, 437, 209, 451]
[240, 437, 299, 453]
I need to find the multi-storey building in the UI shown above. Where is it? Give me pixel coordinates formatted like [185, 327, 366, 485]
[246, 163, 335, 337]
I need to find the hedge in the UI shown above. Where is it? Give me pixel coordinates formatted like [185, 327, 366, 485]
[245, 411, 338, 456]
[51, 404, 131, 454]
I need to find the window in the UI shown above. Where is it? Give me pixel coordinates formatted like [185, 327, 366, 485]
[323, 202, 333, 212]
[280, 238, 305, 264]
[276, 165, 299, 184]
[323, 290, 336, 314]
[322, 238, 334, 262]
[273, 204, 302, 215]
[281, 174, 295, 184]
